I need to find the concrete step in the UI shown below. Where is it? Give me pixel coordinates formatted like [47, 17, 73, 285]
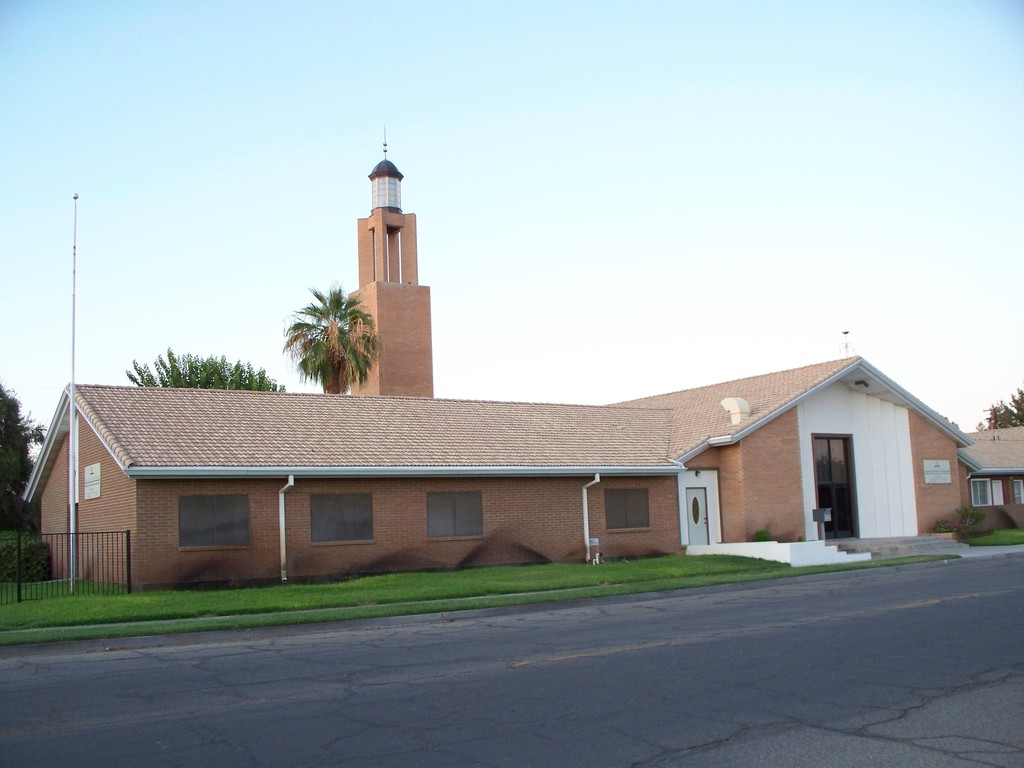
[687, 540, 872, 566]
[834, 535, 971, 559]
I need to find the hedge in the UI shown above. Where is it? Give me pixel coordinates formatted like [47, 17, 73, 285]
[0, 532, 52, 582]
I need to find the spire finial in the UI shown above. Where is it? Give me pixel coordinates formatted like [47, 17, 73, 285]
[383, 125, 388, 158]
[840, 330, 855, 358]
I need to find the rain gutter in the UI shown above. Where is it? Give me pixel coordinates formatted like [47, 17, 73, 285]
[125, 465, 682, 479]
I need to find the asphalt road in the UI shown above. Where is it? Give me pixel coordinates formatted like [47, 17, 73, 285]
[1, 555, 1022, 767]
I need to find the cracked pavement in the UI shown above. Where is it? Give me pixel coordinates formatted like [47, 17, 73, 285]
[1, 555, 1022, 767]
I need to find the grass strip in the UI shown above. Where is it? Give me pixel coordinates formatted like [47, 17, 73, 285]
[964, 528, 1024, 547]
[0, 554, 960, 646]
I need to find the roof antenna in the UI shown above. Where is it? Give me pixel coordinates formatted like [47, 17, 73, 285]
[383, 125, 388, 158]
[840, 330, 855, 358]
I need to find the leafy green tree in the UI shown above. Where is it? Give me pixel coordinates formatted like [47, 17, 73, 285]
[283, 285, 380, 394]
[979, 383, 1024, 430]
[127, 349, 284, 391]
[0, 383, 45, 531]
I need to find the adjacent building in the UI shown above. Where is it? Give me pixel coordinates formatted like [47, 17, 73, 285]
[959, 426, 1024, 528]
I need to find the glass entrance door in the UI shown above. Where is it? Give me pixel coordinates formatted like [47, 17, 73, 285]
[813, 436, 856, 538]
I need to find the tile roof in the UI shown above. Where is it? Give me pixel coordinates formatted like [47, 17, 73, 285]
[23, 355, 966, 494]
[968, 426, 1024, 441]
[71, 357, 880, 473]
[74, 385, 677, 471]
[612, 357, 860, 458]
[962, 427, 1024, 471]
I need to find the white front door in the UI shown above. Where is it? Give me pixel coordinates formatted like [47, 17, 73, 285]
[685, 487, 709, 545]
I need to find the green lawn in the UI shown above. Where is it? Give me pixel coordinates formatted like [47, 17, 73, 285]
[965, 528, 1024, 547]
[0, 553, 960, 646]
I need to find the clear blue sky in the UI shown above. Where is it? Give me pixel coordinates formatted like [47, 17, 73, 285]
[2, 1, 1022, 433]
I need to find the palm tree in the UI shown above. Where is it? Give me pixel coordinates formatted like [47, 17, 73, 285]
[283, 285, 380, 394]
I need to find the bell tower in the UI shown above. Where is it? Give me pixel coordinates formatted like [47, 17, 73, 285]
[351, 150, 434, 397]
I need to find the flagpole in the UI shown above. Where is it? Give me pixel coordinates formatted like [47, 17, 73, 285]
[69, 193, 79, 593]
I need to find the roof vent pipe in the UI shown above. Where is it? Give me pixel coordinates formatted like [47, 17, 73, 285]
[720, 397, 751, 426]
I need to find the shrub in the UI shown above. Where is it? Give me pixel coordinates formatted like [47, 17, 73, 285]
[933, 507, 986, 536]
[0, 532, 52, 582]
[752, 529, 773, 542]
[957, 506, 985, 534]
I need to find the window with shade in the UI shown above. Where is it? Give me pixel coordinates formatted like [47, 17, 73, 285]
[427, 492, 483, 538]
[311, 494, 373, 542]
[605, 489, 650, 530]
[179, 495, 250, 548]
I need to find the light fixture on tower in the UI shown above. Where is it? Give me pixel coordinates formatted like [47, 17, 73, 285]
[369, 134, 403, 212]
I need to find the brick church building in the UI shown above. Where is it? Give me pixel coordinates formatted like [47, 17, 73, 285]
[26, 154, 982, 589]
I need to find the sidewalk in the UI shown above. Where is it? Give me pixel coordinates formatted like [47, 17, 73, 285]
[956, 545, 1024, 558]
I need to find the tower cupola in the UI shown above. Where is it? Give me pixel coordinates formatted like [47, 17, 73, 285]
[369, 158, 403, 212]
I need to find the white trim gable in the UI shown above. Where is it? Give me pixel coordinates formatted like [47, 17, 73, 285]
[23, 389, 71, 503]
[797, 382, 918, 540]
[24, 388, 131, 503]
[677, 358, 971, 465]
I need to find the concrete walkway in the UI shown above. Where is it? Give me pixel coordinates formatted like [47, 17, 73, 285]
[956, 544, 1024, 558]
[835, 535, 1024, 560]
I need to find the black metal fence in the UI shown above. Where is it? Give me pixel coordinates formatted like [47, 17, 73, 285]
[0, 530, 132, 604]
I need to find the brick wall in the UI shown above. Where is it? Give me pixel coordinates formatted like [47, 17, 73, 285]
[40, 433, 70, 535]
[357, 210, 419, 288]
[685, 410, 804, 542]
[129, 473, 680, 589]
[686, 446, 744, 541]
[990, 476, 1024, 528]
[135, 478, 282, 588]
[588, 476, 681, 559]
[997, 476, 1024, 527]
[957, 461, 972, 509]
[40, 416, 137, 536]
[38, 415, 137, 582]
[907, 411, 962, 533]
[351, 281, 434, 398]
[76, 416, 137, 533]
[733, 410, 804, 541]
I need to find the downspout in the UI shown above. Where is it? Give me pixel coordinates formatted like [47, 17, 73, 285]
[582, 473, 601, 563]
[278, 475, 294, 582]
